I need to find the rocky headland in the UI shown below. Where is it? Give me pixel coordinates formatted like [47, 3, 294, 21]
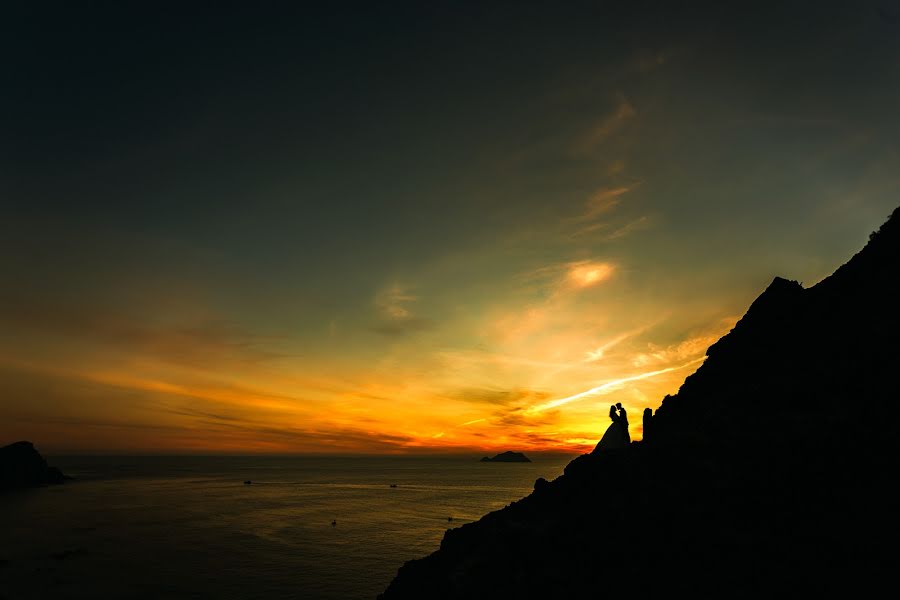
[0, 441, 69, 491]
[380, 206, 899, 598]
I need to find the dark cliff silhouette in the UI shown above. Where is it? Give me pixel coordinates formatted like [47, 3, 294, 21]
[480, 451, 531, 463]
[0, 441, 68, 491]
[380, 207, 899, 598]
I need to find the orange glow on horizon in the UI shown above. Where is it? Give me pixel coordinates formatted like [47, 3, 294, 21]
[0, 246, 742, 455]
[0, 311, 737, 454]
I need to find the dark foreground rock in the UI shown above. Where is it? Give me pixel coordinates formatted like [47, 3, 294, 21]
[380, 206, 900, 598]
[479, 451, 531, 463]
[0, 441, 69, 491]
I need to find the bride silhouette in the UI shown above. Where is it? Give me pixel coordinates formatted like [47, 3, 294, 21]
[593, 403, 630, 453]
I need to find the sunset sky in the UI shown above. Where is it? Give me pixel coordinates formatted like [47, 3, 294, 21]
[2, 2, 899, 454]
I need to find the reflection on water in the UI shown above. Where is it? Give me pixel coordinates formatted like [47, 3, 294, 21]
[0, 455, 574, 600]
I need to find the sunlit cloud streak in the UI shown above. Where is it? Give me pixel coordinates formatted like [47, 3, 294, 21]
[529, 357, 706, 413]
[578, 186, 631, 222]
[561, 182, 654, 241]
[574, 93, 636, 153]
[584, 327, 648, 362]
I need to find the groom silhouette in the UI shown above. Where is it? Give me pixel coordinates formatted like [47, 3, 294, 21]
[615, 403, 630, 443]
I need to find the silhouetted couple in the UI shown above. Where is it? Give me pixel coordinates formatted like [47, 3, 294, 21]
[593, 402, 630, 452]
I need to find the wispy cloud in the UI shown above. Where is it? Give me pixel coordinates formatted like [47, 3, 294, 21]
[445, 387, 552, 406]
[528, 357, 706, 413]
[375, 284, 417, 319]
[566, 261, 615, 289]
[578, 186, 632, 222]
[631, 322, 737, 367]
[372, 284, 433, 336]
[0, 295, 287, 368]
[521, 259, 616, 295]
[602, 215, 653, 240]
[561, 182, 652, 241]
[0, 355, 312, 415]
[371, 318, 434, 336]
[0, 358, 428, 454]
[573, 93, 636, 154]
[437, 349, 574, 372]
[584, 326, 648, 363]
[429, 389, 562, 441]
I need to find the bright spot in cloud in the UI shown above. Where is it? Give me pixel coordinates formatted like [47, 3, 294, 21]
[568, 262, 614, 288]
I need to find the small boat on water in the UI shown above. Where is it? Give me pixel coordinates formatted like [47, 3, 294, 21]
[389, 483, 397, 488]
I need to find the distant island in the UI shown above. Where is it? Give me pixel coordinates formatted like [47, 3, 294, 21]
[1, 441, 68, 491]
[479, 451, 530, 463]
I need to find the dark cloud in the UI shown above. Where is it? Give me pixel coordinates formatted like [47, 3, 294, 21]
[370, 318, 435, 337]
[0, 294, 287, 367]
[489, 406, 562, 429]
[0, 365, 416, 453]
[445, 388, 551, 406]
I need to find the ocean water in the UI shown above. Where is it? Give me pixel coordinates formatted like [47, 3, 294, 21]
[0, 454, 574, 600]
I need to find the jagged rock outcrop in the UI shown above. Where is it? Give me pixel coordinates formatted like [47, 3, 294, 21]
[380, 207, 899, 598]
[480, 451, 531, 463]
[0, 441, 68, 491]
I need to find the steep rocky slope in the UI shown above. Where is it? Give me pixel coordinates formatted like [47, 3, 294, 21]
[380, 207, 899, 598]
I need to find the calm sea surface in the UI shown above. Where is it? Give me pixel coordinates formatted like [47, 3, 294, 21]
[0, 454, 575, 600]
